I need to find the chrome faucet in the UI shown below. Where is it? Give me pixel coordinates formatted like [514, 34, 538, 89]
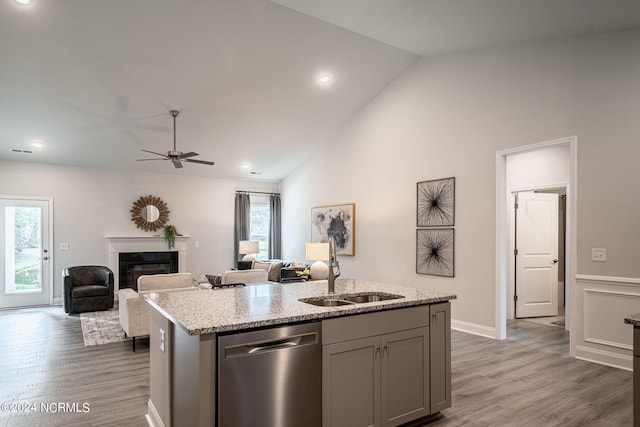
[327, 236, 341, 294]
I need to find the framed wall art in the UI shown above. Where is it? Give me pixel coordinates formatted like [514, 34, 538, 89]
[311, 203, 355, 256]
[417, 177, 455, 227]
[416, 228, 454, 277]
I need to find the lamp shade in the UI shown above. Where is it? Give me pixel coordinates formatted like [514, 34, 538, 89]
[306, 243, 329, 261]
[239, 240, 259, 255]
[306, 242, 330, 280]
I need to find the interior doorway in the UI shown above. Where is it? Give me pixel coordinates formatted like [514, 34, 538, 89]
[496, 136, 577, 356]
[511, 189, 566, 324]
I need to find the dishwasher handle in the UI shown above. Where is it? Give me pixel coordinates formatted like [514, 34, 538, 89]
[225, 332, 318, 358]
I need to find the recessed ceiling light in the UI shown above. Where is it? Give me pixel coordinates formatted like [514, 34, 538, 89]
[241, 162, 251, 169]
[15, 0, 32, 5]
[31, 140, 45, 149]
[317, 73, 333, 86]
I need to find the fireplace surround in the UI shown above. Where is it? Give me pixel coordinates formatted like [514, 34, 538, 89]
[119, 251, 178, 291]
[107, 236, 188, 291]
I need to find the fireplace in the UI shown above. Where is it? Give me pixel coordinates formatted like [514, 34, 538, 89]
[107, 236, 188, 291]
[119, 251, 178, 291]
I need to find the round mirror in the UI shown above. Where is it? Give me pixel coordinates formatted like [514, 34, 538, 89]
[130, 195, 169, 232]
[142, 205, 160, 222]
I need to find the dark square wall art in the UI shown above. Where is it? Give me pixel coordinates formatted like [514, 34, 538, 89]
[416, 228, 455, 277]
[417, 177, 455, 227]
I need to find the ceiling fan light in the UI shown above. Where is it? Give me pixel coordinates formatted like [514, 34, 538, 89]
[15, 0, 32, 5]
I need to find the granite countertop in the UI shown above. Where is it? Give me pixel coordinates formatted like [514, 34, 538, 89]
[624, 313, 640, 326]
[144, 278, 457, 335]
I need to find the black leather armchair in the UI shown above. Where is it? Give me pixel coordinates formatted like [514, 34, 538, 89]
[63, 265, 114, 314]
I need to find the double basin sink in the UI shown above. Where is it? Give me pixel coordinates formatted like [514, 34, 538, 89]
[299, 291, 404, 307]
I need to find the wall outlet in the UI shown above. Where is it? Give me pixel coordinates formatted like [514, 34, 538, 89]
[592, 248, 607, 262]
[194, 241, 200, 248]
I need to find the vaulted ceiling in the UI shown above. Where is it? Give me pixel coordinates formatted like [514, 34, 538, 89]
[2, 0, 639, 180]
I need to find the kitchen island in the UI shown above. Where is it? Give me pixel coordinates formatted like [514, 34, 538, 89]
[145, 278, 456, 427]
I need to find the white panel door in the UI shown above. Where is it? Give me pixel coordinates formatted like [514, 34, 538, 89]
[515, 192, 559, 318]
[0, 197, 52, 309]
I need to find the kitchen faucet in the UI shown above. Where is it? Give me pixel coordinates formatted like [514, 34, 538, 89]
[327, 236, 341, 294]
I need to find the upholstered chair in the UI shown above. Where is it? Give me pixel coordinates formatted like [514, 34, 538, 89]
[63, 265, 114, 314]
[118, 272, 195, 351]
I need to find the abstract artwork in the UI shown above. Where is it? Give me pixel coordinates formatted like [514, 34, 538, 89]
[417, 177, 455, 227]
[311, 203, 355, 256]
[416, 228, 454, 277]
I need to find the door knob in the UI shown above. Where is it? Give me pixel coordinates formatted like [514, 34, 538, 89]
[552, 259, 559, 264]
[43, 256, 49, 260]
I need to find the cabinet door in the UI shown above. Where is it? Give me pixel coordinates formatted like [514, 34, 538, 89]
[381, 327, 430, 426]
[430, 302, 451, 413]
[323, 336, 381, 427]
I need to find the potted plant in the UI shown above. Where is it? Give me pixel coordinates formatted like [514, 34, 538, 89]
[163, 224, 181, 249]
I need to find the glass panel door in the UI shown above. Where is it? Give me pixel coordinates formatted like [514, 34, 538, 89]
[0, 198, 51, 308]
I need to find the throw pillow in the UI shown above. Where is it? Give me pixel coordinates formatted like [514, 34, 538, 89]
[268, 261, 284, 282]
[253, 261, 271, 272]
[206, 275, 221, 286]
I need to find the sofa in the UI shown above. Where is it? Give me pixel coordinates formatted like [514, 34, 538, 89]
[251, 260, 313, 282]
[206, 260, 313, 287]
[63, 265, 114, 314]
[118, 272, 195, 351]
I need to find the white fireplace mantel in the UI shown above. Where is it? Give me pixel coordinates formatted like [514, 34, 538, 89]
[106, 236, 189, 291]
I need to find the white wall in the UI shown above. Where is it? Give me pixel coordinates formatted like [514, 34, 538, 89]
[0, 161, 278, 302]
[281, 29, 640, 334]
[506, 145, 570, 189]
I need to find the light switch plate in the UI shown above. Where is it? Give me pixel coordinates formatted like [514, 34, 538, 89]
[59, 242, 69, 251]
[592, 248, 607, 262]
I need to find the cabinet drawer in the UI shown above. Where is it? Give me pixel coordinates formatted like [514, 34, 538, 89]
[322, 306, 429, 345]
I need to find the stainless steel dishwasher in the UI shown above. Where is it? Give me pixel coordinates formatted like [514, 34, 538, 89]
[217, 322, 322, 427]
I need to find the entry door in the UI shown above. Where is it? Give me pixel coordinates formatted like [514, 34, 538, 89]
[0, 198, 51, 309]
[515, 192, 559, 318]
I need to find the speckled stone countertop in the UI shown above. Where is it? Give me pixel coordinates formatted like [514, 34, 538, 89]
[144, 278, 457, 335]
[624, 313, 640, 326]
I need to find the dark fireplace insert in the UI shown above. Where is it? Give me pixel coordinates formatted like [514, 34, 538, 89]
[119, 251, 178, 291]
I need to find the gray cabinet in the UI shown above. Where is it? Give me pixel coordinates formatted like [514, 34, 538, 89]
[430, 302, 451, 413]
[322, 306, 431, 427]
[634, 327, 640, 427]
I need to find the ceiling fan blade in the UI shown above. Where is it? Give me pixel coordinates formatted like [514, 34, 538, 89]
[140, 149, 168, 158]
[136, 158, 169, 161]
[172, 159, 184, 169]
[177, 151, 198, 159]
[184, 158, 215, 166]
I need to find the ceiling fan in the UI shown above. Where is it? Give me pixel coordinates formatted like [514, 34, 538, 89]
[137, 110, 215, 169]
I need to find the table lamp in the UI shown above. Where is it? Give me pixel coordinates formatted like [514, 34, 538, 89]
[306, 242, 330, 280]
[239, 240, 260, 261]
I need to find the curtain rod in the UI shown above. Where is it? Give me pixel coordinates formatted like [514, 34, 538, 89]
[236, 190, 280, 196]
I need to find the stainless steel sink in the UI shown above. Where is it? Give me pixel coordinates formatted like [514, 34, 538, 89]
[299, 292, 404, 307]
[300, 297, 355, 307]
[342, 292, 404, 303]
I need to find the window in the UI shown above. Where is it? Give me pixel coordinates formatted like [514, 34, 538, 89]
[249, 203, 270, 259]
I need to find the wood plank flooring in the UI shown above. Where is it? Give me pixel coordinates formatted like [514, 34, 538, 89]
[0, 307, 633, 427]
[0, 307, 149, 427]
[425, 320, 633, 427]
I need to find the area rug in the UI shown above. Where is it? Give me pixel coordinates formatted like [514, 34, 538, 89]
[80, 305, 128, 346]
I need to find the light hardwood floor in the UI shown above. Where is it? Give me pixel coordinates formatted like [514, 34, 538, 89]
[0, 307, 633, 427]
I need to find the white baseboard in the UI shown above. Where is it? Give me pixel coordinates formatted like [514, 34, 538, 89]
[53, 297, 63, 306]
[146, 399, 165, 427]
[575, 345, 632, 371]
[451, 319, 499, 339]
